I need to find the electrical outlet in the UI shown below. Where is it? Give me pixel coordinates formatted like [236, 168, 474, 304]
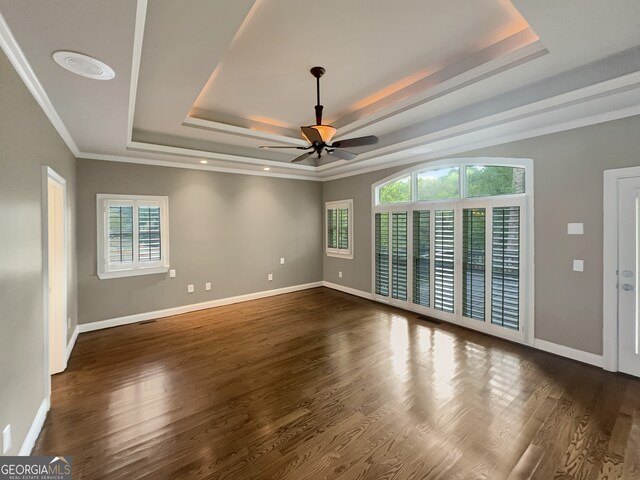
[205, 282, 211, 291]
[280, 257, 285, 265]
[187, 284, 195, 293]
[268, 273, 273, 282]
[573, 259, 584, 272]
[338, 271, 343, 278]
[169, 269, 176, 278]
[3, 424, 12, 454]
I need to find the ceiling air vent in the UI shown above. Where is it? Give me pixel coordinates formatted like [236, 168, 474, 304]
[52, 51, 115, 80]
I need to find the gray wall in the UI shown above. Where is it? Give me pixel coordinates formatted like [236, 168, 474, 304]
[76, 160, 323, 324]
[323, 115, 640, 355]
[0, 50, 77, 455]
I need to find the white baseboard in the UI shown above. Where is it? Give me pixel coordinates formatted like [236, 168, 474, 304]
[77, 281, 323, 333]
[533, 338, 603, 368]
[74, 280, 604, 370]
[322, 281, 373, 300]
[65, 325, 79, 365]
[19, 398, 49, 456]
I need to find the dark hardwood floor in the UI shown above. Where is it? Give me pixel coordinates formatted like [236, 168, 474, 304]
[35, 287, 640, 479]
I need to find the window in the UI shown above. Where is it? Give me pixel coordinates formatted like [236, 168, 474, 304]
[377, 176, 411, 204]
[434, 209, 455, 313]
[375, 212, 389, 295]
[412, 210, 430, 307]
[416, 167, 460, 201]
[326, 199, 353, 259]
[97, 194, 169, 279]
[466, 165, 525, 197]
[372, 159, 531, 342]
[391, 212, 408, 300]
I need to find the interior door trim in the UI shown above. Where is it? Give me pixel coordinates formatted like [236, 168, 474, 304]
[603, 165, 640, 372]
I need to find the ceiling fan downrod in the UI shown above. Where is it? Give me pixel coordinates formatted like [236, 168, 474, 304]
[310, 66, 325, 127]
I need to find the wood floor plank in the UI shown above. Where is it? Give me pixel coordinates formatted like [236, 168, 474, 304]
[33, 288, 640, 479]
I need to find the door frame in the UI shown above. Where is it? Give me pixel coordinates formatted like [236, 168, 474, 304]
[41, 166, 68, 401]
[603, 165, 640, 372]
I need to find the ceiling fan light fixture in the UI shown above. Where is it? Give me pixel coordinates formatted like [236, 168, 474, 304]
[303, 124, 337, 143]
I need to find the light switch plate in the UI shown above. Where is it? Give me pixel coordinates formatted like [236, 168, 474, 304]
[205, 282, 211, 291]
[568, 223, 584, 235]
[169, 269, 176, 278]
[573, 259, 584, 272]
[3, 424, 12, 454]
[187, 284, 195, 293]
[280, 257, 285, 265]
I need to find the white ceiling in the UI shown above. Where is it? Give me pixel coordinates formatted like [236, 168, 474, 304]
[0, 0, 639, 181]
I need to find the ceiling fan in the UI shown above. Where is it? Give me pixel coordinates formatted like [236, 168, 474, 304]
[259, 66, 378, 164]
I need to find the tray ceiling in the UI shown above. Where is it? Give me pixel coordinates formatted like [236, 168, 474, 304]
[0, 0, 639, 180]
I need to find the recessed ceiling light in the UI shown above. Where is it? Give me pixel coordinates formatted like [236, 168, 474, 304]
[200, 160, 208, 164]
[263, 167, 271, 171]
[52, 51, 115, 80]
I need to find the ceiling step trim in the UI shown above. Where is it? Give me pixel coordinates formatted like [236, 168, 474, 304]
[79, 151, 322, 181]
[182, 115, 307, 146]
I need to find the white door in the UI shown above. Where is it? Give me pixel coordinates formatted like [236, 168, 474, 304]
[47, 174, 66, 374]
[618, 177, 640, 377]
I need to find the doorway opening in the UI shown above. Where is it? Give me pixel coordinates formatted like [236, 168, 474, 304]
[43, 167, 68, 389]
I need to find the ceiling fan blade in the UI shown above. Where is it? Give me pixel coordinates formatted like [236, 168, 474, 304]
[291, 151, 313, 163]
[327, 149, 356, 160]
[331, 135, 378, 149]
[301, 126, 323, 144]
[259, 145, 309, 149]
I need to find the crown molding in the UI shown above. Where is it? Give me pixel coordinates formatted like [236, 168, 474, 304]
[0, 12, 80, 156]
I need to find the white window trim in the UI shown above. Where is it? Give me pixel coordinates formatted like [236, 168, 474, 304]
[370, 157, 534, 346]
[97, 194, 170, 279]
[325, 199, 354, 260]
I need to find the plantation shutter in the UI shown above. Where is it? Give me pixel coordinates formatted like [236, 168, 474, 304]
[138, 206, 162, 261]
[327, 209, 338, 249]
[462, 208, 486, 320]
[375, 213, 389, 296]
[413, 210, 430, 307]
[338, 208, 349, 249]
[108, 205, 134, 263]
[391, 212, 408, 300]
[491, 206, 520, 329]
[434, 209, 455, 313]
